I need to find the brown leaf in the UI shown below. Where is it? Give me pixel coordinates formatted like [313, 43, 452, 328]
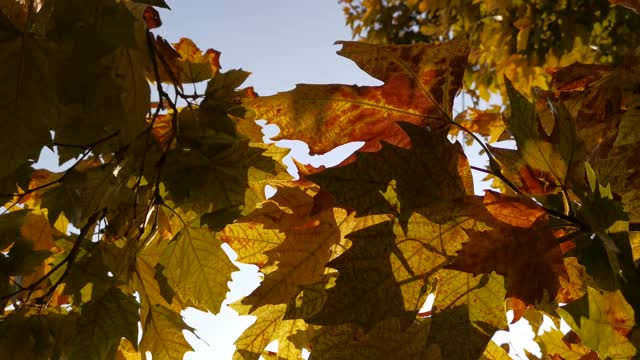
[448, 221, 567, 306]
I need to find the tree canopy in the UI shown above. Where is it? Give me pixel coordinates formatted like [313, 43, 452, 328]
[1, 0, 640, 359]
[340, 0, 640, 99]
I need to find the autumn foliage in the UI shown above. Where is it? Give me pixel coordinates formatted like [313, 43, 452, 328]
[1, 0, 640, 359]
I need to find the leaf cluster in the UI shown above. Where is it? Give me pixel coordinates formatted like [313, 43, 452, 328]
[1, 1, 640, 360]
[340, 0, 640, 100]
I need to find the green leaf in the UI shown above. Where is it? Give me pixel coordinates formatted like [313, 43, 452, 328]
[40, 163, 132, 226]
[501, 77, 583, 192]
[163, 140, 287, 225]
[160, 226, 238, 313]
[70, 288, 139, 360]
[0, 239, 51, 276]
[0, 309, 78, 359]
[0, 210, 28, 250]
[0, 35, 56, 180]
[0, 212, 52, 277]
[0, 162, 32, 204]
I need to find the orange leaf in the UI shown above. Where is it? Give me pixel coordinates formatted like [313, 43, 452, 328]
[244, 39, 469, 155]
[483, 190, 545, 228]
[151, 113, 175, 151]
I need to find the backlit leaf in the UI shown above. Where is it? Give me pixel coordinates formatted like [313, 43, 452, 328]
[231, 303, 309, 360]
[559, 287, 637, 359]
[160, 226, 238, 313]
[244, 39, 469, 154]
[308, 122, 473, 224]
[448, 220, 566, 307]
[482, 190, 545, 228]
[150, 37, 220, 84]
[536, 328, 594, 360]
[139, 304, 194, 360]
[221, 185, 390, 310]
[427, 270, 508, 359]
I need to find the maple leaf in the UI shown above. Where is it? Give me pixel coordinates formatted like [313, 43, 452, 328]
[0, 211, 52, 281]
[162, 140, 287, 228]
[0, 308, 78, 359]
[427, 270, 508, 359]
[0, 28, 55, 181]
[308, 122, 473, 224]
[556, 257, 591, 304]
[37, 161, 133, 227]
[135, 238, 186, 313]
[159, 225, 238, 313]
[69, 288, 139, 360]
[150, 36, 221, 84]
[135, 234, 194, 360]
[308, 317, 432, 359]
[243, 39, 469, 155]
[495, 77, 585, 195]
[306, 221, 408, 328]
[559, 287, 637, 359]
[482, 190, 545, 228]
[115, 339, 140, 360]
[535, 328, 596, 360]
[50, 0, 149, 162]
[549, 61, 630, 162]
[308, 207, 484, 330]
[220, 185, 390, 310]
[568, 166, 640, 319]
[448, 219, 567, 309]
[231, 303, 310, 360]
[610, 0, 640, 13]
[139, 304, 195, 360]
